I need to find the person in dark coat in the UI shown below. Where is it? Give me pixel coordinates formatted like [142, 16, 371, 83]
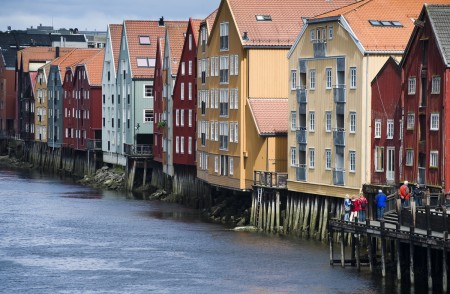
[411, 183, 423, 207]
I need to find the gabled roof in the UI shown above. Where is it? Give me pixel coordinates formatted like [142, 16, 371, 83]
[427, 4, 450, 66]
[204, 9, 218, 34]
[371, 56, 400, 85]
[79, 49, 105, 86]
[50, 48, 102, 81]
[17, 47, 74, 72]
[222, 0, 357, 48]
[108, 24, 123, 73]
[37, 62, 51, 84]
[123, 20, 187, 79]
[309, 0, 450, 53]
[190, 18, 203, 47]
[165, 22, 188, 77]
[248, 98, 288, 135]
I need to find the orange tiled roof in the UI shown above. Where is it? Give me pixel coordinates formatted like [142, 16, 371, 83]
[17, 47, 74, 72]
[82, 49, 105, 86]
[248, 98, 288, 135]
[226, 0, 357, 47]
[165, 22, 188, 76]
[109, 24, 123, 73]
[51, 48, 103, 81]
[313, 0, 450, 52]
[190, 18, 203, 47]
[124, 20, 187, 79]
[205, 9, 218, 34]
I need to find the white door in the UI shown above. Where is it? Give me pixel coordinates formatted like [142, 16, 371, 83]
[386, 147, 395, 182]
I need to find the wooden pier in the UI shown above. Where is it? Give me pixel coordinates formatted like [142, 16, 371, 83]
[328, 203, 450, 291]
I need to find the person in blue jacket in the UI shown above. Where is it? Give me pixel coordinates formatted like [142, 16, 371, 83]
[375, 189, 387, 220]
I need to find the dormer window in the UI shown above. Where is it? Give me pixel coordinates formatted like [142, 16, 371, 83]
[256, 15, 272, 21]
[139, 36, 150, 45]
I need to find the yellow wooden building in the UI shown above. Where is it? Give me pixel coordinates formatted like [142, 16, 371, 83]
[34, 63, 51, 142]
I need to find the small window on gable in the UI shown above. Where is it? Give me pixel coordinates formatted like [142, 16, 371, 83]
[139, 36, 150, 45]
[256, 15, 272, 21]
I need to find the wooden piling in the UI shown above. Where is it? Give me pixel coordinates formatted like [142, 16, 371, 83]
[380, 220, 386, 277]
[427, 246, 433, 289]
[270, 195, 275, 233]
[275, 192, 280, 232]
[443, 231, 448, 293]
[396, 223, 401, 281]
[340, 228, 345, 268]
[355, 234, 360, 271]
[329, 229, 334, 266]
[366, 218, 374, 273]
[410, 226, 415, 285]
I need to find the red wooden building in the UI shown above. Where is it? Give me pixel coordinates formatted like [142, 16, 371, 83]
[172, 18, 201, 166]
[63, 49, 104, 150]
[401, 4, 450, 191]
[370, 56, 402, 186]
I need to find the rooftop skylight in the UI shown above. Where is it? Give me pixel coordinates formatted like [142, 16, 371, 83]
[369, 20, 403, 27]
[139, 36, 151, 45]
[256, 15, 272, 21]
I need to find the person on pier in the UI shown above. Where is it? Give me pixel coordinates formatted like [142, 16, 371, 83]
[399, 180, 410, 207]
[359, 193, 368, 222]
[411, 183, 423, 207]
[349, 195, 360, 222]
[344, 194, 351, 221]
[375, 189, 387, 220]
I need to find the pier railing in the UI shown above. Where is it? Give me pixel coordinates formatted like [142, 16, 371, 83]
[124, 144, 152, 157]
[253, 171, 287, 189]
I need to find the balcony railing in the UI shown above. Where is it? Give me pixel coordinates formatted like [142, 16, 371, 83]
[253, 171, 287, 188]
[296, 87, 307, 104]
[332, 168, 345, 186]
[124, 144, 153, 156]
[296, 164, 307, 181]
[87, 139, 102, 151]
[296, 127, 307, 145]
[332, 128, 345, 146]
[333, 85, 346, 103]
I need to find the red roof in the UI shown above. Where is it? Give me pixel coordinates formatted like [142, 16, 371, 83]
[165, 22, 189, 77]
[226, 0, 357, 47]
[108, 24, 123, 73]
[248, 98, 288, 135]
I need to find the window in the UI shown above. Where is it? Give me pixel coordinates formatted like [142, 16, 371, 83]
[219, 122, 229, 150]
[408, 77, 416, 95]
[309, 148, 315, 168]
[188, 83, 192, 100]
[175, 136, 179, 153]
[181, 83, 184, 100]
[220, 55, 229, 83]
[432, 76, 441, 94]
[220, 155, 228, 176]
[219, 89, 229, 116]
[188, 137, 192, 154]
[229, 157, 234, 175]
[349, 151, 356, 172]
[406, 149, 414, 166]
[189, 34, 192, 51]
[430, 151, 438, 168]
[309, 69, 316, 90]
[387, 119, 394, 139]
[375, 119, 381, 138]
[310, 29, 315, 41]
[188, 109, 192, 127]
[291, 111, 297, 130]
[290, 147, 297, 166]
[407, 113, 415, 130]
[220, 22, 229, 50]
[326, 68, 332, 89]
[214, 156, 219, 173]
[328, 26, 333, 39]
[181, 62, 185, 76]
[325, 149, 331, 170]
[141, 109, 153, 123]
[181, 137, 184, 154]
[176, 109, 179, 126]
[399, 119, 403, 140]
[325, 111, 332, 132]
[350, 67, 357, 89]
[350, 112, 356, 133]
[234, 123, 238, 142]
[234, 55, 238, 75]
[180, 109, 185, 127]
[144, 85, 153, 98]
[139, 36, 150, 45]
[256, 15, 272, 21]
[430, 113, 439, 130]
[291, 70, 297, 90]
[309, 111, 315, 132]
[375, 146, 384, 172]
[188, 60, 192, 75]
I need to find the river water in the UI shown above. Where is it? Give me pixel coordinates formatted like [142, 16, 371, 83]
[0, 168, 434, 293]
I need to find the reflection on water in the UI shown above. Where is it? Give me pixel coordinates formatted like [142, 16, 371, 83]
[0, 167, 441, 293]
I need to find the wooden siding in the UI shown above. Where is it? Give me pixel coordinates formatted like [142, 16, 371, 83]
[248, 49, 289, 99]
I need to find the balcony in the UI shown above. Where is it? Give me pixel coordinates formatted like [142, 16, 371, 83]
[333, 85, 346, 103]
[313, 40, 327, 58]
[296, 127, 307, 145]
[333, 128, 345, 146]
[253, 170, 287, 189]
[87, 139, 102, 151]
[332, 168, 345, 186]
[297, 87, 307, 104]
[296, 164, 307, 181]
[124, 144, 153, 157]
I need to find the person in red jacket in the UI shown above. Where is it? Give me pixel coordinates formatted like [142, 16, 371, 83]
[349, 195, 361, 222]
[399, 180, 410, 207]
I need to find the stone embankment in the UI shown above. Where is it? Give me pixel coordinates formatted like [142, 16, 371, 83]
[0, 155, 33, 169]
[78, 166, 126, 191]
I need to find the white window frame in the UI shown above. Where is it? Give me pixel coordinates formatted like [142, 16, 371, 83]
[325, 111, 332, 132]
[407, 113, 415, 130]
[309, 69, 316, 90]
[325, 149, 331, 170]
[430, 113, 439, 130]
[188, 60, 192, 76]
[175, 136, 179, 154]
[291, 70, 297, 90]
[408, 77, 416, 95]
[349, 150, 356, 173]
[309, 148, 315, 169]
[180, 83, 184, 100]
[350, 67, 357, 89]
[188, 110, 192, 127]
[430, 150, 438, 168]
[291, 111, 297, 130]
[309, 111, 315, 132]
[326, 68, 332, 89]
[375, 146, 384, 172]
[387, 119, 394, 139]
[229, 157, 234, 175]
[375, 119, 381, 138]
[181, 62, 185, 76]
[290, 147, 297, 166]
[432, 76, 441, 94]
[406, 149, 414, 166]
[349, 112, 356, 133]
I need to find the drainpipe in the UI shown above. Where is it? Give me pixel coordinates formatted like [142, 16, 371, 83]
[365, 53, 369, 185]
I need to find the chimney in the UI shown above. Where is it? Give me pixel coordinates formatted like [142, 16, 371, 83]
[159, 16, 164, 27]
[242, 32, 249, 41]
